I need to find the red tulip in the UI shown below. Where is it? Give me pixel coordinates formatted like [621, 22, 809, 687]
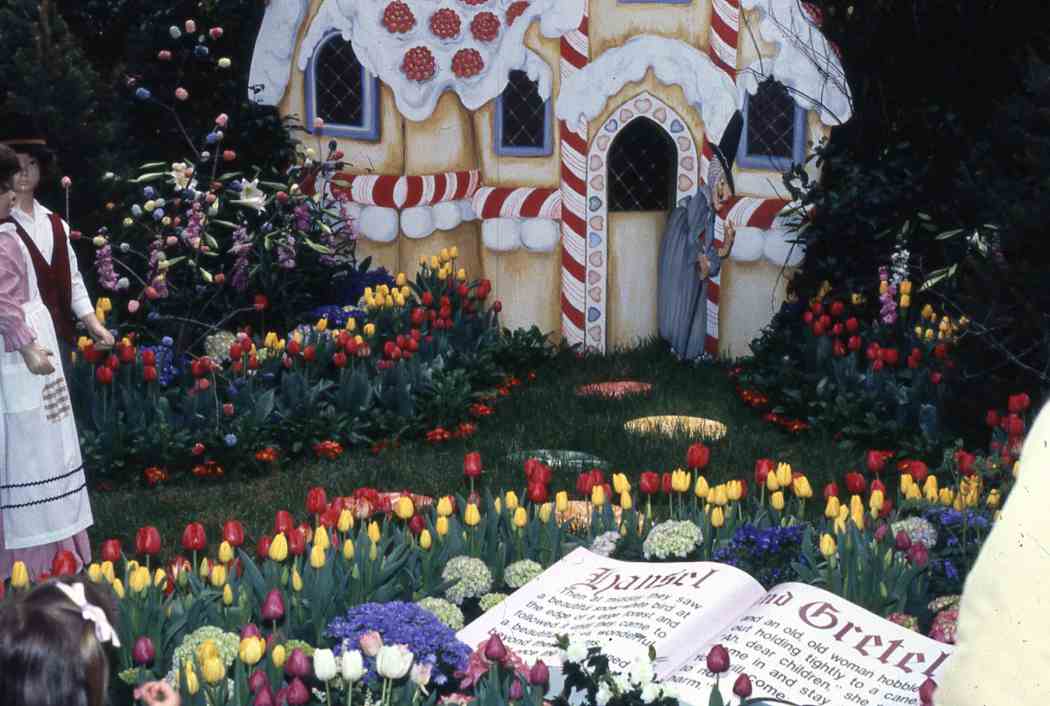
[319, 505, 341, 528]
[135, 525, 162, 556]
[261, 588, 285, 621]
[918, 678, 937, 706]
[463, 451, 483, 478]
[954, 450, 976, 476]
[306, 487, 328, 516]
[810, 300, 823, 316]
[847, 335, 861, 352]
[733, 674, 753, 698]
[285, 648, 311, 678]
[803, 311, 814, 324]
[588, 469, 606, 486]
[285, 677, 310, 705]
[181, 522, 207, 552]
[907, 543, 929, 568]
[529, 660, 550, 687]
[527, 481, 549, 504]
[985, 409, 1000, 428]
[141, 349, 157, 366]
[332, 351, 348, 368]
[844, 471, 866, 495]
[100, 538, 122, 563]
[706, 644, 730, 674]
[823, 482, 839, 500]
[829, 300, 844, 318]
[483, 633, 509, 663]
[897, 459, 928, 485]
[575, 472, 595, 497]
[639, 471, 660, 496]
[870, 478, 886, 494]
[509, 680, 525, 701]
[303, 345, 316, 363]
[686, 443, 710, 470]
[865, 450, 890, 475]
[1006, 413, 1025, 437]
[895, 531, 912, 551]
[408, 514, 426, 536]
[832, 338, 847, 357]
[274, 510, 295, 535]
[661, 472, 673, 495]
[51, 550, 78, 576]
[192, 442, 205, 456]
[880, 348, 899, 366]
[143, 365, 158, 382]
[845, 317, 858, 333]
[256, 534, 272, 559]
[95, 366, 114, 385]
[1007, 393, 1031, 414]
[753, 458, 775, 485]
[288, 527, 307, 556]
[132, 636, 156, 666]
[223, 520, 245, 547]
[929, 371, 942, 385]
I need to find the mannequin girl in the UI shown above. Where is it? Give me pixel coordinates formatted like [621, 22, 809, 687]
[1, 129, 114, 368]
[0, 143, 94, 581]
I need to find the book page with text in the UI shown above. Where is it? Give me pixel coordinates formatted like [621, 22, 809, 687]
[668, 582, 954, 706]
[457, 547, 766, 676]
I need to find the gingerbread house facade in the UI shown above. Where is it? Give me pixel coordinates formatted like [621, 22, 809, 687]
[249, 0, 851, 356]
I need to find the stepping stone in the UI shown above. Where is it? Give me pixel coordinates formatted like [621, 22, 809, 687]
[575, 381, 653, 399]
[624, 415, 727, 440]
[506, 449, 609, 472]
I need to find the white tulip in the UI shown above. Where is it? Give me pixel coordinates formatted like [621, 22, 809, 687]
[596, 684, 613, 706]
[563, 639, 587, 664]
[313, 648, 338, 682]
[375, 644, 413, 680]
[341, 649, 365, 683]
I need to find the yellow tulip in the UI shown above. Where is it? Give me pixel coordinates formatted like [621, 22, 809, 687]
[440, 248, 450, 263]
[538, 503, 552, 523]
[396, 272, 407, 287]
[869, 490, 885, 514]
[612, 473, 630, 495]
[209, 564, 226, 588]
[264, 332, 280, 349]
[97, 297, 113, 313]
[369, 542, 378, 561]
[726, 480, 743, 502]
[363, 323, 376, 337]
[464, 504, 481, 527]
[199, 557, 211, 578]
[493, 497, 502, 514]
[112, 578, 125, 598]
[239, 636, 265, 666]
[824, 496, 841, 519]
[310, 544, 327, 569]
[952, 493, 965, 511]
[401, 285, 411, 299]
[792, 476, 813, 499]
[899, 293, 911, 308]
[833, 514, 847, 535]
[314, 525, 330, 551]
[513, 507, 528, 528]
[101, 561, 115, 584]
[130, 566, 150, 594]
[899, 280, 912, 295]
[986, 489, 1001, 509]
[435, 516, 449, 536]
[694, 475, 710, 498]
[712, 485, 729, 507]
[820, 534, 837, 559]
[923, 475, 939, 501]
[921, 303, 934, 320]
[152, 566, 165, 587]
[450, 246, 459, 259]
[710, 507, 725, 528]
[202, 656, 226, 685]
[394, 496, 414, 520]
[338, 509, 354, 533]
[775, 462, 793, 488]
[367, 522, 381, 544]
[671, 469, 690, 493]
[218, 541, 235, 564]
[430, 255, 440, 269]
[223, 584, 234, 606]
[555, 491, 569, 513]
[345, 318, 357, 332]
[770, 491, 785, 511]
[291, 567, 303, 592]
[591, 484, 606, 506]
[184, 663, 200, 695]
[504, 491, 519, 511]
[620, 490, 633, 510]
[87, 563, 103, 583]
[198, 640, 220, 664]
[269, 533, 289, 562]
[456, 268, 467, 281]
[851, 505, 865, 530]
[849, 494, 863, 516]
[127, 560, 140, 574]
[766, 473, 781, 492]
[271, 644, 287, 669]
[315, 317, 329, 332]
[938, 488, 954, 506]
[900, 474, 914, 495]
[436, 496, 454, 517]
[905, 483, 922, 501]
[419, 529, 433, 550]
[343, 539, 355, 561]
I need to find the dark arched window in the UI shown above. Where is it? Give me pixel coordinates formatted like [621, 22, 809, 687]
[306, 33, 380, 141]
[607, 118, 676, 212]
[738, 78, 806, 171]
[495, 70, 553, 156]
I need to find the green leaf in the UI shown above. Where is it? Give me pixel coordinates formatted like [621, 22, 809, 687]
[935, 228, 964, 240]
[211, 219, 240, 230]
[303, 238, 334, 255]
[139, 162, 168, 170]
[131, 172, 168, 183]
[708, 686, 725, 706]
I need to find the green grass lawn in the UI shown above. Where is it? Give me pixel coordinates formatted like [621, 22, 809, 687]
[90, 341, 857, 556]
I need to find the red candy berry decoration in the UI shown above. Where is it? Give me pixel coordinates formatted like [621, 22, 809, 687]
[506, 1, 529, 25]
[402, 46, 437, 81]
[470, 12, 500, 42]
[382, 1, 416, 33]
[452, 48, 484, 78]
[463, 0, 487, 5]
[429, 8, 461, 39]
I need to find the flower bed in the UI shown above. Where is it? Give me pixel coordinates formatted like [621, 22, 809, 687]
[0, 436, 1017, 705]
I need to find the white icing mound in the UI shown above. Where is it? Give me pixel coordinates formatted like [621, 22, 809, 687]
[738, 0, 852, 125]
[294, 0, 583, 122]
[401, 205, 436, 239]
[358, 205, 400, 242]
[482, 218, 522, 251]
[555, 35, 739, 140]
[520, 218, 559, 252]
[728, 226, 765, 262]
[433, 201, 463, 231]
[249, 0, 309, 105]
[762, 226, 805, 267]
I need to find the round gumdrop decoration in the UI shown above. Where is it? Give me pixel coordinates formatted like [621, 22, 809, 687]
[470, 12, 500, 42]
[382, 1, 416, 33]
[402, 46, 437, 82]
[451, 48, 484, 78]
[505, 1, 530, 25]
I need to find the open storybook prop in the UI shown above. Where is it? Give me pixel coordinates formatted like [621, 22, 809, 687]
[458, 548, 952, 706]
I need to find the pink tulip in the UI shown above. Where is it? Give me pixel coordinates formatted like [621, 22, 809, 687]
[359, 630, 383, 657]
[509, 679, 525, 700]
[127, 300, 140, 314]
[241, 624, 262, 639]
[529, 660, 549, 687]
[209, 27, 224, 40]
[132, 636, 155, 665]
[285, 677, 310, 705]
[260, 588, 285, 621]
[253, 687, 274, 706]
[706, 644, 730, 674]
[732, 674, 752, 697]
[284, 648, 311, 678]
[248, 669, 269, 693]
[483, 633, 508, 663]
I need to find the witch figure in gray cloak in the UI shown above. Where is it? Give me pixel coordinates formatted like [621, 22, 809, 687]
[658, 111, 743, 360]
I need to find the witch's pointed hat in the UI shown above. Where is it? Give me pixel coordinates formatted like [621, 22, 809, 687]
[709, 110, 743, 193]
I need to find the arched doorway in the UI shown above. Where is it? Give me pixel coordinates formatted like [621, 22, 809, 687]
[582, 93, 699, 351]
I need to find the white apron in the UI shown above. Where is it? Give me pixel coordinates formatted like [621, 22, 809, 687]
[0, 235, 91, 550]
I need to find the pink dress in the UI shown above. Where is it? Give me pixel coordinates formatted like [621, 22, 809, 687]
[0, 222, 91, 581]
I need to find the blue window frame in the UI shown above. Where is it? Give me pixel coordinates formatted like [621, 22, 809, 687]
[495, 70, 553, 157]
[305, 32, 380, 141]
[737, 78, 806, 172]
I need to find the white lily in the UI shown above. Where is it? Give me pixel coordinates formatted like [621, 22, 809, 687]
[232, 179, 267, 212]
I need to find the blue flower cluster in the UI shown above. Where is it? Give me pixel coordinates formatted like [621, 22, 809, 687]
[139, 340, 183, 387]
[922, 507, 991, 532]
[713, 523, 809, 588]
[307, 304, 368, 329]
[326, 601, 471, 689]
